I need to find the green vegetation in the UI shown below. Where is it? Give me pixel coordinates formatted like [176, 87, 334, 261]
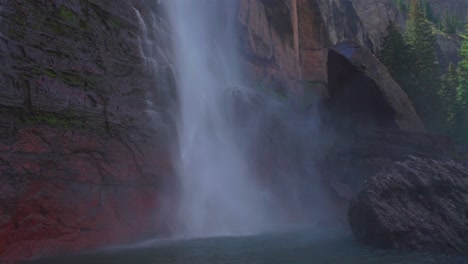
[455, 24, 468, 143]
[377, 21, 413, 91]
[45, 68, 58, 78]
[254, 83, 288, 102]
[379, 0, 468, 143]
[40, 66, 99, 90]
[21, 112, 83, 129]
[440, 63, 458, 137]
[62, 72, 86, 87]
[405, 0, 442, 130]
[393, 0, 461, 34]
[380, 0, 442, 132]
[59, 6, 80, 26]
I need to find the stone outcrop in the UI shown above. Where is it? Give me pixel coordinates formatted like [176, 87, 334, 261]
[238, 0, 462, 94]
[348, 156, 468, 254]
[0, 1, 175, 262]
[237, 0, 402, 91]
[327, 41, 424, 132]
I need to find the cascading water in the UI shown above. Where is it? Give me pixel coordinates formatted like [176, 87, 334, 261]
[165, 0, 276, 237]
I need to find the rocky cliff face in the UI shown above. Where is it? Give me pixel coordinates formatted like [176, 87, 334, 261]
[238, 0, 402, 91]
[0, 0, 460, 262]
[0, 1, 175, 262]
[238, 0, 462, 92]
[238, 0, 461, 228]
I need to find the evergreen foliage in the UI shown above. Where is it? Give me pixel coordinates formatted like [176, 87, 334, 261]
[440, 63, 458, 136]
[394, 0, 408, 13]
[377, 22, 413, 88]
[456, 24, 468, 142]
[382, 0, 468, 143]
[393, 0, 460, 34]
[405, 0, 442, 131]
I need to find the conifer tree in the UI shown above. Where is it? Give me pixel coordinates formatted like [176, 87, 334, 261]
[443, 14, 458, 34]
[378, 21, 413, 88]
[405, 0, 441, 130]
[456, 23, 468, 142]
[440, 63, 459, 136]
[421, 0, 435, 23]
[395, 0, 408, 13]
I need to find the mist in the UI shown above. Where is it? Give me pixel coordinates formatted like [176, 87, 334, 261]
[158, 0, 335, 237]
[164, 0, 279, 237]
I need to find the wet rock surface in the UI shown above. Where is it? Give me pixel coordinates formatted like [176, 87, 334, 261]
[0, 0, 175, 262]
[0, 0, 464, 262]
[348, 156, 468, 254]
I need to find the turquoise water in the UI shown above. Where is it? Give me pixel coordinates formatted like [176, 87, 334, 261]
[25, 229, 468, 264]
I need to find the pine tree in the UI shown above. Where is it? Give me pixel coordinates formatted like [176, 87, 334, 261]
[443, 14, 458, 34]
[440, 63, 458, 136]
[405, 0, 441, 130]
[456, 23, 468, 143]
[378, 21, 413, 88]
[421, 0, 435, 23]
[395, 0, 408, 13]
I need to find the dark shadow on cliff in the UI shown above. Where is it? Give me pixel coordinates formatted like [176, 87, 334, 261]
[317, 42, 455, 226]
[327, 49, 397, 130]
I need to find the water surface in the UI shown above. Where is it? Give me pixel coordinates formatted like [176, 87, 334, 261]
[26, 229, 468, 264]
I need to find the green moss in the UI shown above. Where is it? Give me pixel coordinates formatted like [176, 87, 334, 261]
[23, 112, 83, 128]
[45, 69, 58, 78]
[79, 18, 89, 29]
[85, 75, 100, 88]
[62, 73, 85, 86]
[11, 14, 27, 25]
[7, 23, 26, 40]
[125, 88, 146, 97]
[109, 17, 119, 30]
[31, 65, 43, 75]
[254, 83, 288, 102]
[59, 6, 79, 26]
[37, 67, 102, 91]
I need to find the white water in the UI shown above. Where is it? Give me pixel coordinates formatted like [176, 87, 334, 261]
[165, 1, 276, 237]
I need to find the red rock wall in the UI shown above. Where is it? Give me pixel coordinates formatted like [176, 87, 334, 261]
[0, 123, 174, 263]
[236, 0, 411, 98]
[0, 0, 175, 262]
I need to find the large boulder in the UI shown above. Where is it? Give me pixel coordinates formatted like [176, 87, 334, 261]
[348, 156, 468, 253]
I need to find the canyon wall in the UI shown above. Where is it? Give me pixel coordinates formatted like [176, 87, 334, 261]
[0, 0, 461, 262]
[238, 0, 462, 93]
[238, 0, 401, 94]
[0, 0, 175, 262]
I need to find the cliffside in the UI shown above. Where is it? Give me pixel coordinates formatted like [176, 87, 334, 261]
[238, 0, 402, 91]
[238, 0, 462, 91]
[0, 0, 462, 262]
[0, 1, 175, 262]
[237, 0, 458, 229]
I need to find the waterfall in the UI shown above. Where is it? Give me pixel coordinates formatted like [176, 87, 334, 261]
[165, 0, 276, 237]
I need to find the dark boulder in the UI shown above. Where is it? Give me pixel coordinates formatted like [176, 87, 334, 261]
[348, 156, 468, 254]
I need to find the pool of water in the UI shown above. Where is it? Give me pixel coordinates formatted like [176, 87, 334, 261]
[24, 229, 468, 264]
